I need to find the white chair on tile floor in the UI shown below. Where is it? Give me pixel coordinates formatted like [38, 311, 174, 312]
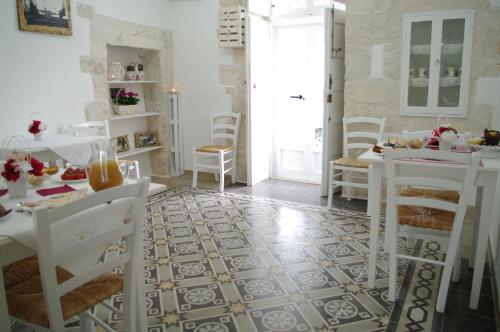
[384, 149, 480, 313]
[63, 120, 111, 138]
[192, 112, 241, 192]
[3, 178, 150, 331]
[328, 116, 386, 212]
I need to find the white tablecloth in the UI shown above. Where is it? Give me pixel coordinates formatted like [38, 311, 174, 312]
[1, 134, 102, 165]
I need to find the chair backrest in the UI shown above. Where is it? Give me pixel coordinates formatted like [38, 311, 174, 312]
[63, 121, 110, 138]
[210, 112, 241, 149]
[33, 178, 150, 330]
[343, 117, 386, 157]
[384, 149, 480, 233]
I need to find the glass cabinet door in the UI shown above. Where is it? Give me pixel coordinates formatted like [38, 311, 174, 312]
[437, 18, 465, 108]
[407, 20, 432, 107]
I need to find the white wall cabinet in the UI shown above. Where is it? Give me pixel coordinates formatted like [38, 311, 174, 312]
[400, 10, 474, 117]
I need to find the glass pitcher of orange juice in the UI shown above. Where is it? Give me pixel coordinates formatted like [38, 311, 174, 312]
[88, 139, 124, 191]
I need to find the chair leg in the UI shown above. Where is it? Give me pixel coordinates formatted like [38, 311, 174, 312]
[328, 162, 335, 208]
[407, 236, 416, 249]
[388, 219, 398, 301]
[79, 312, 96, 332]
[231, 152, 237, 184]
[192, 150, 198, 188]
[367, 165, 373, 216]
[453, 238, 462, 283]
[219, 151, 225, 192]
[437, 230, 463, 312]
[346, 171, 352, 200]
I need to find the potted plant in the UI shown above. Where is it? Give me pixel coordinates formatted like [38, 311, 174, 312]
[112, 88, 140, 115]
[1, 155, 44, 198]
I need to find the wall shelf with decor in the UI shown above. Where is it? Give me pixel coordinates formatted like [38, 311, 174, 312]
[110, 112, 161, 121]
[107, 80, 157, 84]
[106, 45, 166, 177]
[117, 145, 164, 158]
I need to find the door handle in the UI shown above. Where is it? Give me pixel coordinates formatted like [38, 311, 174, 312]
[290, 95, 304, 100]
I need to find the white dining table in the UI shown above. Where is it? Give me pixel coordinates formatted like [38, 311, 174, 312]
[359, 148, 500, 310]
[0, 178, 166, 331]
[0, 134, 102, 166]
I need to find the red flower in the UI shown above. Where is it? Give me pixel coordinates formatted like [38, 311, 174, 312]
[433, 126, 457, 138]
[1, 159, 21, 182]
[28, 120, 43, 134]
[27, 156, 44, 177]
[1, 156, 44, 182]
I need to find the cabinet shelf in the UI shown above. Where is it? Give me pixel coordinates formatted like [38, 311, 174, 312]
[110, 112, 161, 120]
[107, 80, 157, 84]
[118, 146, 163, 158]
[410, 43, 463, 55]
[409, 77, 461, 88]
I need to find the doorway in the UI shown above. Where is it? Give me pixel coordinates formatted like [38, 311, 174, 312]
[272, 22, 325, 183]
[247, 5, 345, 192]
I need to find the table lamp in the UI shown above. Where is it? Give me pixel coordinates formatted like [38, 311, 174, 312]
[475, 76, 500, 130]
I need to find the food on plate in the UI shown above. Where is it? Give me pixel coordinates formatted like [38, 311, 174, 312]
[0, 204, 6, 217]
[468, 137, 484, 145]
[61, 167, 87, 181]
[407, 139, 423, 149]
[387, 136, 406, 148]
[42, 165, 59, 175]
[484, 129, 500, 146]
[372, 145, 384, 154]
[28, 174, 45, 187]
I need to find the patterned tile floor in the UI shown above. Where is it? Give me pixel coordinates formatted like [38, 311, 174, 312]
[12, 178, 497, 331]
[96, 182, 492, 332]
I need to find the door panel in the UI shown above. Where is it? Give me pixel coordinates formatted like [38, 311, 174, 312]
[247, 14, 273, 185]
[273, 23, 324, 183]
[320, 9, 345, 195]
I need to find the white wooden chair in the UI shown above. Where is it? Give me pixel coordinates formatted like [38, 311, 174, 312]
[3, 178, 150, 331]
[328, 117, 386, 211]
[63, 120, 140, 180]
[192, 112, 241, 192]
[384, 149, 480, 312]
[63, 120, 111, 138]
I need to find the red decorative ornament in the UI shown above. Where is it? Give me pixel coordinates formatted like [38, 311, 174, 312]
[28, 120, 43, 135]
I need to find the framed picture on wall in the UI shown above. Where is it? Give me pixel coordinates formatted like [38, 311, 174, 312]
[17, 0, 73, 36]
[134, 131, 161, 148]
[111, 135, 130, 153]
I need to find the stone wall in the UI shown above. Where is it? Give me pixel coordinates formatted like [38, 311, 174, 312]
[344, 0, 500, 133]
[220, 0, 248, 182]
[78, 4, 173, 177]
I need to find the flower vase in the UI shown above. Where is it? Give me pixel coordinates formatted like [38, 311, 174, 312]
[34, 132, 42, 141]
[439, 140, 452, 151]
[7, 176, 28, 199]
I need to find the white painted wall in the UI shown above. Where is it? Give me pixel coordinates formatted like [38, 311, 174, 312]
[0, 0, 234, 171]
[167, 1, 235, 170]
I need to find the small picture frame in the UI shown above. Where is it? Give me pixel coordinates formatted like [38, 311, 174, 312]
[111, 135, 130, 153]
[17, 0, 73, 36]
[134, 131, 160, 148]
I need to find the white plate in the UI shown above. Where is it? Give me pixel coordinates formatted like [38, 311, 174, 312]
[0, 209, 13, 222]
[54, 169, 88, 183]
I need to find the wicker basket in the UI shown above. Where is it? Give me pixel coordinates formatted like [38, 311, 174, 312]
[113, 104, 139, 115]
[113, 87, 140, 115]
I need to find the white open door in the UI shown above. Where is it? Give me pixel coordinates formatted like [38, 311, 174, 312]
[320, 8, 345, 196]
[246, 13, 273, 185]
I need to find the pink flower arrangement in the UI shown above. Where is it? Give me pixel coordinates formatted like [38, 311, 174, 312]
[1, 155, 44, 182]
[113, 89, 140, 105]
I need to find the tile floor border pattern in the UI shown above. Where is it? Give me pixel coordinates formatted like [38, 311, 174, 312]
[99, 187, 441, 331]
